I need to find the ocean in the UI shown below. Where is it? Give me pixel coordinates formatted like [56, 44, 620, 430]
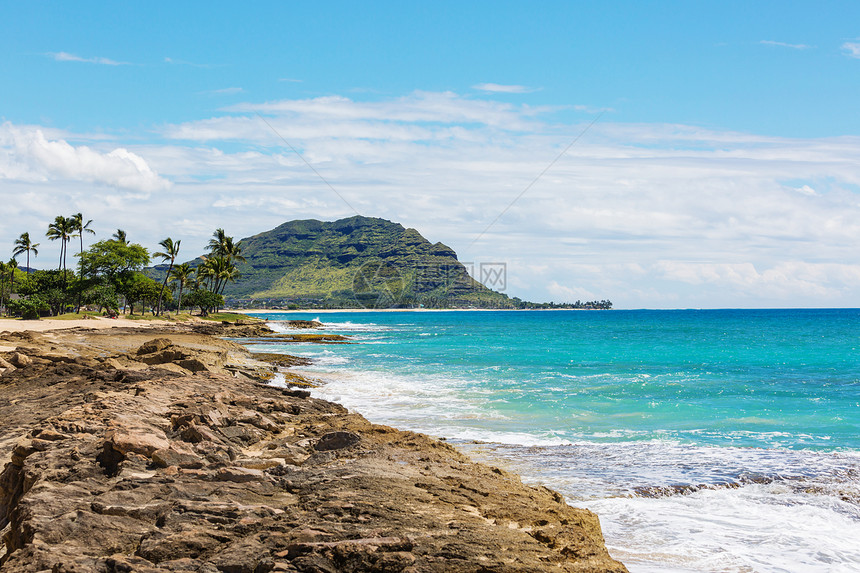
[246, 309, 860, 573]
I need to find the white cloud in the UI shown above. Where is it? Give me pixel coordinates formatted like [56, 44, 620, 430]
[473, 83, 539, 94]
[48, 51, 128, 65]
[221, 91, 552, 131]
[760, 40, 811, 50]
[546, 281, 598, 303]
[0, 123, 170, 192]
[207, 87, 244, 95]
[5, 91, 860, 308]
[842, 41, 860, 58]
[652, 261, 860, 300]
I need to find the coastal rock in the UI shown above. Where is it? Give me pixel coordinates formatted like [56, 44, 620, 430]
[285, 320, 323, 329]
[7, 353, 30, 368]
[314, 431, 360, 451]
[137, 338, 174, 355]
[0, 326, 627, 572]
[0, 356, 14, 374]
[190, 322, 274, 337]
[105, 428, 170, 457]
[252, 353, 313, 368]
[151, 447, 205, 469]
[133, 339, 229, 374]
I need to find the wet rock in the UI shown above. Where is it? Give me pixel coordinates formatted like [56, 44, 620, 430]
[252, 353, 313, 367]
[314, 431, 361, 451]
[285, 320, 323, 329]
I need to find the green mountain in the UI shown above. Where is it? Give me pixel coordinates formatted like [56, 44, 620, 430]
[207, 216, 512, 309]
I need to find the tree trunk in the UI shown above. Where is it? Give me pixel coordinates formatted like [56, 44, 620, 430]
[177, 285, 183, 315]
[156, 262, 173, 316]
[76, 234, 84, 313]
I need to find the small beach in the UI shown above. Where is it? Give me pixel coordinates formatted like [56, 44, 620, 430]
[0, 316, 162, 352]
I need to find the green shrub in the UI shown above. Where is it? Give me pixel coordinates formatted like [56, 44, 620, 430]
[7, 297, 50, 320]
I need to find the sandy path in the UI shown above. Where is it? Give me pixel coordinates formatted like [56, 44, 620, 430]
[0, 316, 158, 351]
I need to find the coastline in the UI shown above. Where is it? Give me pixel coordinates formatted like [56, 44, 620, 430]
[0, 321, 627, 571]
[232, 308, 520, 313]
[231, 308, 604, 314]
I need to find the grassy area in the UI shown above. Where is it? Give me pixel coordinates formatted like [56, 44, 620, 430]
[202, 312, 263, 323]
[54, 311, 193, 322]
[0, 311, 260, 323]
[50, 311, 108, 320]
[123, 312, 210, 322]
[122, 313, 172, 321]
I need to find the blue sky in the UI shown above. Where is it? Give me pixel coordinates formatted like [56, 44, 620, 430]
[2, 1, 860, 307]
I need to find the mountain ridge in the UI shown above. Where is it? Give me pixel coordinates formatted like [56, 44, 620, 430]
[157, 216, 513, 309]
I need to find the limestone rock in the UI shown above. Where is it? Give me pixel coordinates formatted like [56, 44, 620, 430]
[137, 338, 173, 355]
[106, 429, 170, 457]
[139, 347, 188, 365]
[7, 353, 30, 368]
[151, 447, 205, 469]
[215, 466, 268, 483]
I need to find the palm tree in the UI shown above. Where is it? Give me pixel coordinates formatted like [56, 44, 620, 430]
[207, 228, 245, 263]
[72, 214, 95, 261]
[12, 232, 39, 274]
[222, 237, 246, 264]
[71, 213, 95, 313]
[205, 229, 244, 303]
[46, 215, 75, 291]
[153, 237, 180, 316]
[211, 256, 240, 295]
[197, 256, 239, 313]
[207, 228, 229, 256]
[112, 229, 128, 244]
[197, 257, 218, 292]
[217, 263, 240, 295]
[169, 263, 194, 315]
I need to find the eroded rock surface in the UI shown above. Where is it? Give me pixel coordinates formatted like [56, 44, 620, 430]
[0, 327, 627, 572]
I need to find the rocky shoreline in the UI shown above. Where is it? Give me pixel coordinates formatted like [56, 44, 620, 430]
[0, 321, 627, 572]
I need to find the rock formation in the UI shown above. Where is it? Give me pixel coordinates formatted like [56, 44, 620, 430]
[147, 216, 514, 308]
[0, 324, 627, 572]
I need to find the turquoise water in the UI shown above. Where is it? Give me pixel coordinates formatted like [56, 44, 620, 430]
[248, 309, 860, 572]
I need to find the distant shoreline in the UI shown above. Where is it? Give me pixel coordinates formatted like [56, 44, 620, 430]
[233, 308, 511, 313]
[230, 307, 602, 314]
